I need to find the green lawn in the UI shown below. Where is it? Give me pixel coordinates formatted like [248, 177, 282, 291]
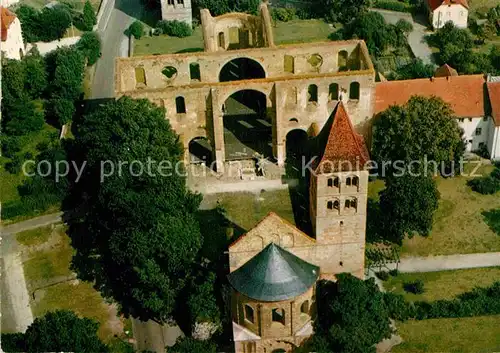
[383, 267, 500, 302]
[204, 189, 295, 231]
[134, 19, 335, 56]
[469, 0, 499, 12]
[22, 226, 73, 289]
[392, 315, 500, 353]
[368, 164, 500, 257]
[16, 225, 53, 246]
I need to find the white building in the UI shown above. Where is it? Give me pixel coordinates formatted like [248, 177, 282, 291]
[427, 0, 469, 29]
[375, 69, 500, 160]
[161, 0, 192, 26]
[487, 80, 500, 161]
[1, 7, 25, 60]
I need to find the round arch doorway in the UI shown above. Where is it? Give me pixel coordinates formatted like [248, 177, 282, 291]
[219, 57, 266, 82]
[223, 90, 272, 161]
[188, 137, 213, 165]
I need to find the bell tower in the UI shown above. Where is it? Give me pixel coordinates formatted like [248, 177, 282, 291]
[309, 102, 370, 279]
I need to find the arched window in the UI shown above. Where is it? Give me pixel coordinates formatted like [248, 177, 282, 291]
[349, 82, 360, 100]
[308, 84, 318, 103]
[244, 304, 255, 324]
[338, 50, 348, 71]
[346, 177, 351, 186]
[327, 201, 333, 210]
[189, 63, 201, 81]
[218, 32, 225, 49]
[135, 67, 146, 87]
[272, 308, 285, 325]
[334, 177, 339, 187]
[329, 83, 339, 101]
[328, 178, 333, 187]
[350, 199, 357, 208]
[333, 200, 340, 210]
[300, 300, 309, 315]
[353, 176, 359, 187]
[284, 55, 294, 73]
[345, 200, 350, 208]
[289, 118, 298, 123]
[176, 96, 186, 114]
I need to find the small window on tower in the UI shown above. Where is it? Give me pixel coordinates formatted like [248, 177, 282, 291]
[167, 0, 174, 4]
[346, 177, 351, 186]
[334, 177, 339, 187]
[272, 308, 285, 325]
[327, 201, 333, 210]
[244, 304, 254, 324]
[353, 176, 359, 187]
[177, 0, 184, 4]
[350, 199, 357, 208]
[334, 200, 340, 209]
[328, 178, 333, 187]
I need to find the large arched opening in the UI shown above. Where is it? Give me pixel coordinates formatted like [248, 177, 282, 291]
[223, 90, 272, 160]
[286, 129, 309, 162]
[189, 137, 213, 165]
[219, 57, 266, 82]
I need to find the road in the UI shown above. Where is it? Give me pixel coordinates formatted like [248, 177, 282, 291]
[390, 252, 500, 272]
[91, 0, 144, 99]
[1, 212, 63, 236]
[371, 8, 434, 65]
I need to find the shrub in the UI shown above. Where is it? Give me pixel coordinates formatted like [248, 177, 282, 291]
[403, 280, 425, 294]
[389, 269, 399, 277]
[373, 0, 412, 12]
[50, 98, 76, 126]
[376, 271, 390, 281]
[1, 136, 22, 158]
[467, 176, 500, 194]
[5, 154, 24, 174]
[126, 21, 144, 39]
[271, 7, 296, 22]
[383, 292, 415, 320]
[156, 20, 193, 37]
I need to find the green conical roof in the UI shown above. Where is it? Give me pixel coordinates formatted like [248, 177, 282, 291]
[228, 243, 319, 302]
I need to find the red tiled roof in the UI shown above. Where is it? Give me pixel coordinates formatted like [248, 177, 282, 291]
[1, 7, 16, 42]
[375, 75, 486, 118]
[427, 0, 469, 11]
[487, 82, 500, 127]
[315, 102, 370, 173]
[434, 64, 458, 77]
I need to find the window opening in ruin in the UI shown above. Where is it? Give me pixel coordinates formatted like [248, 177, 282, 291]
[349, 82, 360, 100]
[162, 66, 178, 79]
[245, 304, 255, 323]
[338, 50, 348, 71]
[176, 96, 186, 114]
[308, 84, 318, 103]
[189, 63, 201, 81]
[272, 308, 285, 325]
[284, 55, 294, 73]
[329, 83, 339, 101]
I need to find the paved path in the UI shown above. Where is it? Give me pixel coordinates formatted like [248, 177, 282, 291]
[1, 212, 63, 236]
[91, 0, 143, 99]
[371, 8, 434, 65]
[132, 319, 184, 353]
[388, 252, 500, 273]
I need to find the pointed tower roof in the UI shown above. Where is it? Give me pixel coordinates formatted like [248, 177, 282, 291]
[227, 243, 319, 302]
[314, 102, 370, 174]
[434, 64, 458, 78]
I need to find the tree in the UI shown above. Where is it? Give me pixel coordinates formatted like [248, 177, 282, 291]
[126, 20, 144, 39]
[1, 310, 108, 352]
[38, 5, 72, 41]
[379, 174, 439, 244]
[395, 19, 413, 35]
[50, 98, 75, 126]
[394, 58, 434, 80]
[187, 271, 220, 325]
[16, 5, 41, 42]
[490, 45, 500, 74]
[64, 97, 203, 323]
[76, 31, 102, 65]
[312, 274, 393, 353]
[170, 337, 217, 353]
[372, 96, 464, 172]
[82, 0, 97, 31]
[321, 0, 369, 24]
[3, 96, 44, 136]
[49, 47, 85, 100]
[192, 0, 230, 17]
[23, 49, 48, 98]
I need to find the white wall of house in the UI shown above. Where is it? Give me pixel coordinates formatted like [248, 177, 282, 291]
[457, 116, 490, 153]
[487, 121, 500, 160]
[1, 17, 25, 60]
[432, 4, 468, 29]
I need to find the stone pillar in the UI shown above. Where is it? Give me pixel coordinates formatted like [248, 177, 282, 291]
[211, 89, 225, 171]
[200, 9, 216, 52]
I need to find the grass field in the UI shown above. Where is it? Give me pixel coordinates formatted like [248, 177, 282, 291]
[392, 315, 500, 353]
[384, 267, 500, 302]
[205, 189, 295, 231]
[21, 225, 129, 347]
[469, 0, 499, 12]
[16, 226, 53, 246]
[368, 164, 500, 257]
[134, 19, 335, 56]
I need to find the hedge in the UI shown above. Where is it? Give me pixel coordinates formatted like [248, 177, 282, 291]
[373, 0, 413, 13]
[156, 20, 193, 38]
[384, 281, 500, 321]
[467, 164, 500, 195]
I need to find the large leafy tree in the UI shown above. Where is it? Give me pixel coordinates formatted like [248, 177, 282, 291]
[320, 0, 368, 24]
[170, 337, 217, 353]
[393, 58, 434, 80]
[82, 0, 97, 31]
[65, 97, 202, 323]
[372, 96, 464, 173]
[48, 46, 85, 101]
[379, 174, 440, 244]
[1, 310, 108, 353]
[312, 274, 393, 353]
[76, 31, 102, 66]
